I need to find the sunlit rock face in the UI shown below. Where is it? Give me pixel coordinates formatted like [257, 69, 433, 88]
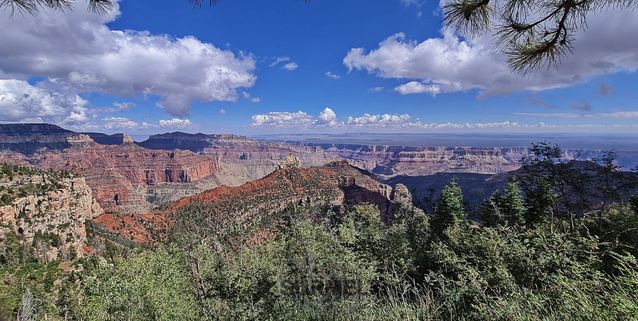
[0, 173, 102, 262]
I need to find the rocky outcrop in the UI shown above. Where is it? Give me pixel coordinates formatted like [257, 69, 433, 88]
[391, 183, 413, 208]
[0, 170, 103, 262]
[277, 154, 302, 169]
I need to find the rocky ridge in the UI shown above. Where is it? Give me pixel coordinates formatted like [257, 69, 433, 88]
[94, 161, 418, 244]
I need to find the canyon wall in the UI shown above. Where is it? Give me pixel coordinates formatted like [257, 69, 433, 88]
[138, 132, 530, 179]
[31, 144, 220, 214]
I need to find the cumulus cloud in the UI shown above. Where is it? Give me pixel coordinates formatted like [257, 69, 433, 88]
[251, 108, 637, 130]
[346, 113, 414, 127]
[0, 1, 256, 117]
[325, 72, 341, 80]
[0, 79, 89, 124]
[251, 108, 343, 128]
[250, 109, 548, 130]
[159, 118, 192, 127]
[317, 107, 341, 126]
[251, 111, 314, 127]
[250, 109, 525, 129]
[395, 81, 443, 96]
[343, 8, 638, 97]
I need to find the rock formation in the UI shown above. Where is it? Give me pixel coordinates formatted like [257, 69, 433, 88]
[32, 144, 219, 213]
[0, 166, 103, 261]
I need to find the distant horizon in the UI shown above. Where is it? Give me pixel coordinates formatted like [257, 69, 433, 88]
[5, 122, 638, 151]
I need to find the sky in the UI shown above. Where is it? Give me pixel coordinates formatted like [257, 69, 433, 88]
[0, 0, 637, 136]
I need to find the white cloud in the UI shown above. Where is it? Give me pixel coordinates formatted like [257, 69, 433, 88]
[346, 113, 417, 128]
[250, 108, 638, 131]
[0, 1, 256, 117]
[325, 71, 341, 80]
[283, 62, 299, 71]
[251, 111, 314, 127]
[219, 108, 226, 115]
[250, 97, 261, 103]
[370, 86, 385, 93]
[269, 56, 291, 67]
[0, 79, 89, 124]
[395, 81, 442, 96]
[252, 108, 343, 128]
[317, 107, 341, 126]
[343, 7, 638, 97]
[159, 118, 192, 127]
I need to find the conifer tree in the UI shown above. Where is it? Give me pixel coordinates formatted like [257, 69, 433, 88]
[525, 178, 556, 228]
[500, 181, 526, 226]
[432, 179, 466, 235]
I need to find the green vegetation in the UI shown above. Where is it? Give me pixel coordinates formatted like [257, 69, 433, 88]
[1, 145, 638, 320]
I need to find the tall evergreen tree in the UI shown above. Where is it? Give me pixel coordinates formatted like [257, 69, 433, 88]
[500, 181, 526, 226]
[525, 178, 556, 228]
[481, 182, 526, 227]
[431, 179, 466, 235]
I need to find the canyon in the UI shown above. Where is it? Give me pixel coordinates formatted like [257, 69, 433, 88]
[1, 123, 634, 217]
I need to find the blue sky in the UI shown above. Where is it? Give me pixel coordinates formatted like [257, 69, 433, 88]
[0, 0, 637, 135]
